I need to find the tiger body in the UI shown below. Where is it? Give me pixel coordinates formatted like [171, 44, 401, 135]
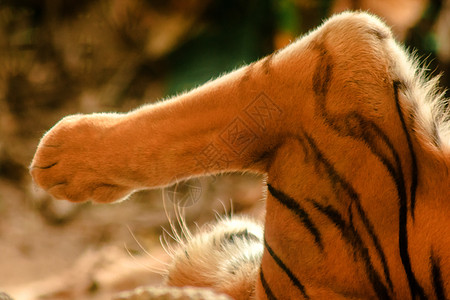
[31, 12, 450, 299]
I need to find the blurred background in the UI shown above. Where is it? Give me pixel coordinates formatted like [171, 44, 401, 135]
[0, 0, 448, 299]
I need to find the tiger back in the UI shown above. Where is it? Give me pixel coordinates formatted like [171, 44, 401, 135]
[258, 13, 450, 299]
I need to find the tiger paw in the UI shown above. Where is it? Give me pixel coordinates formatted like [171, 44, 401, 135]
[30, 114, 134, 203]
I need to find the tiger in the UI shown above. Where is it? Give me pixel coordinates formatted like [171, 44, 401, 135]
[30, 11, 450, 299]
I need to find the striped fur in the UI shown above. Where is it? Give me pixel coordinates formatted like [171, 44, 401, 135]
[31, 11, 449, 299]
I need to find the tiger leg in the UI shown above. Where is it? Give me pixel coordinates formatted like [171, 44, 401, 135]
[29, 48, 288, 203]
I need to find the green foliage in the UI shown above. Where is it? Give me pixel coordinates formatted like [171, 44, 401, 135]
[274, 0, 301, 36]
[164, 0, 335, 96]
[166, 0, 275, 95]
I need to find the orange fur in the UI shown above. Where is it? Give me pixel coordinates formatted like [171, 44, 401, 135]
[31, 12, 449, 299]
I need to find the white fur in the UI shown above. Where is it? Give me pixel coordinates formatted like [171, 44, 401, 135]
[384, 30, 450, 155]
[164, 216, 263, 299]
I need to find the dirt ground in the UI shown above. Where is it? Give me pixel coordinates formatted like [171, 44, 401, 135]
[0, 174, 265, 300]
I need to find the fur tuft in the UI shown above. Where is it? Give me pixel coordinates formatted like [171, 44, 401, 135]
[164, 216, 263, 300]
[385, 38, 450, 157]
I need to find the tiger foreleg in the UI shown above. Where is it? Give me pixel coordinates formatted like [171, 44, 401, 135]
[30, 55, 289, 203]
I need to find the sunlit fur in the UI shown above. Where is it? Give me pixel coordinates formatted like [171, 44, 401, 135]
[384, 33, 450, 155]
[31, 11, 449, 299]
[163, 215, 263, 300]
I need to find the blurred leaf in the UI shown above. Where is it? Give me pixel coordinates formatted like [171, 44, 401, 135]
[165, 0, 274, 95]
[274, 0, 301, 36]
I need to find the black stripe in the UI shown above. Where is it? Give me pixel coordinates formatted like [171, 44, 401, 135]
[393, 81, 419, 217]
[264, 238, 310, 299]
[431, 254, 446, 300]
[239, 62, 255, 87]
[262, 53, 275, 75]
[303, 133, 394, 293]
[307, 199, 391, 300]
[391, 81, 426, 299]
[267, 184, 323, 251]
[311, 44, 426, 297]
[259, 268, 278, 300]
